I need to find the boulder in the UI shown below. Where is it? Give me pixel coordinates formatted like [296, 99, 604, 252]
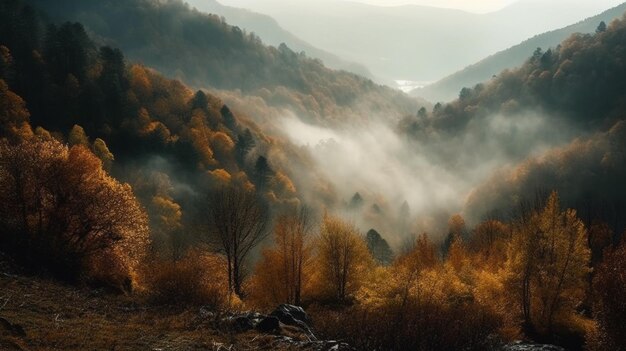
[270, 304, 310, 325]
[232, 316, 254, 332]
[256, 316, 280, 333]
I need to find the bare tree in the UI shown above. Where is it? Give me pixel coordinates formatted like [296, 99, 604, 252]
[206, 186, 269, 297]
[274, 206, 315, 305]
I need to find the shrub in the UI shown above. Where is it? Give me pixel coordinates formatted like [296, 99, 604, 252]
[310, 299, 501, 351]
[144, 250, 228, 308]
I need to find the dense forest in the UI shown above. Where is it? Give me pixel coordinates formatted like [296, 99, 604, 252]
[1, 0, 626, 350]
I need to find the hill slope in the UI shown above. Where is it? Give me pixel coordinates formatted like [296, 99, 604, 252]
[400, 13, 626, 232]
[413, 3, 626, 102]
[0, 257, 350, 350]
[27, 0, 421, 125]
[183, 0, 375, 81]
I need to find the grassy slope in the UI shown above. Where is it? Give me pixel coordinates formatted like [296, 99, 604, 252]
[0, 261, 314, 351]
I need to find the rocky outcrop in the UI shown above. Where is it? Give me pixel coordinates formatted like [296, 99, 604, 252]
[270, 304, 315, 338]
[503, 341, 565, 351]
[199, 304, 354, 350]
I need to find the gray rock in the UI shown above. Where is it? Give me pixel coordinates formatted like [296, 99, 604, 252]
[270, 304, 315, 338]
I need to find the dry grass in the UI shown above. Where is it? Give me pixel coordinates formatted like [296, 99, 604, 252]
[0, 270, 315, 350]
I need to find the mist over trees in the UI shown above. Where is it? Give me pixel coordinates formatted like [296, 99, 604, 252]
[2, 0, 626, 350]
[414, 2, 626, 102]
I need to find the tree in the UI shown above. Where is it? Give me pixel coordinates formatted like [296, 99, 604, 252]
[317, 214, 372, 302]
[235, 128, 255, 163]
[394, 233, 438, 295]
[254, 155, 273, 188]
[92, 138, 114, 171]
[506, 191, 590, 334]
[459, 87, 471, 100]
[68, 124, 89, 146]
[366, 229, 394, 266]
[593, 239, 626, 350]
[417, 107, 427, 118]
[0, 138, 148, 282]
[349, 192, 364, 209]
[0, 79, 31, 141]
[252, 206, 315, 306]
[443, 214, 466, 257]
[191, 90, 208, 111]
[206, 186, 269, 297]
[470, 219, 510, 265]
[596, 21, 607, 34]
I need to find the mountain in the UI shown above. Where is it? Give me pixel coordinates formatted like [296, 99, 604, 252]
[182, 0, 375, 81]
[217, 0, 625, 84]
[399, 13, 626, 232]
[27, 0, 423, 125]
[413, 2, 626, 102]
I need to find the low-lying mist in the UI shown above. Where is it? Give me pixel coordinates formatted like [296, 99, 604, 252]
[277, 109, 579, 247]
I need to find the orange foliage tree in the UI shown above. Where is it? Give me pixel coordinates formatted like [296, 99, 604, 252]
[0, 138, 149, 283]
[250, 206, 315, 307]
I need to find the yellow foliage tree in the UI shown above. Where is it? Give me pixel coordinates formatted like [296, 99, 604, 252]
[505, 191, 590, 333]
[315, 213, 373, 302]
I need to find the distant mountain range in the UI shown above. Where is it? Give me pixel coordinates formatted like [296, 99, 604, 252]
[183, 0, 377, 82]
[413, 2, 626, 102]
[216, 0, 625, 84]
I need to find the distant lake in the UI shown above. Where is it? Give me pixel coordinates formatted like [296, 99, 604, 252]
[395, 80, 433, 93]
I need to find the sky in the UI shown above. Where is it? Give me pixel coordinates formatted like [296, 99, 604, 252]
[221, 0, 626, 14]
[348, 0, 515, 13]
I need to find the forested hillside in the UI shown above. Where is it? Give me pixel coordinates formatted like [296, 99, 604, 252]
[414, 2, 626, 102]
[183, 0, 374, 80]
[26, 0, 421, 124]
[401, 13, 626, 235]
[1, 1, 626, 351]
[0, 0, 318, 262]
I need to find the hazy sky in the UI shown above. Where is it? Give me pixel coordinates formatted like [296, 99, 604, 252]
[348, 0, 515, 13]
[220, 0, 626, 14]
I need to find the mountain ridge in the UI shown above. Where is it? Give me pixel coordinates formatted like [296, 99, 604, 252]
[412, 2, 626, 102]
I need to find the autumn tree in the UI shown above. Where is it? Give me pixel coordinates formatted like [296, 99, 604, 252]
[470, 219, 510, 266]
[592, 238, 626, 350]
[0, 138, 148, 282]
[251, 206, 315, 306]
[205, 186, 270, 297]
[506, 191, 590, 334]
[393, 233, 438, 309]
[316, 214, 372, 302]
[0, 79, 32, 141]
[443, 213, 466, 257]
